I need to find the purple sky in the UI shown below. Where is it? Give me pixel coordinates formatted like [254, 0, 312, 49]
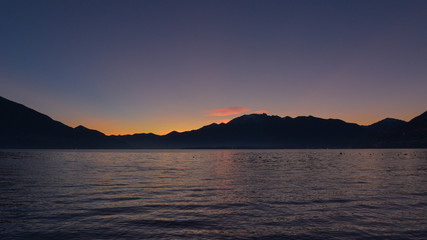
[1, 0, 426, 135]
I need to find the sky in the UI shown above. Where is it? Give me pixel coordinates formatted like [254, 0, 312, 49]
[1, 0, 426, 135]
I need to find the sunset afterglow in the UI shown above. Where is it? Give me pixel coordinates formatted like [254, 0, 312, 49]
[1, 1, 426, 135]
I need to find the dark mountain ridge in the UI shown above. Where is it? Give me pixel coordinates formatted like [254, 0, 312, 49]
[0, 96, 125, 148]
[1, 96, 426, 149]
[365, 118, 407, 132]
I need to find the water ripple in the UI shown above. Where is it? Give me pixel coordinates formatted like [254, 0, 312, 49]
[1, 149, 426, 239]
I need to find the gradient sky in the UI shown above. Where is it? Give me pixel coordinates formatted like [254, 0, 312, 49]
[1, 0, 426, 135]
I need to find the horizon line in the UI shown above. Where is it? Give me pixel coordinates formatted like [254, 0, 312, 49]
[1, 95, 424, 136]
[88, 112, 422, 137]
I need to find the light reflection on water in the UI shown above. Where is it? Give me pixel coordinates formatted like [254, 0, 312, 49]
[0, 149, 426, 239]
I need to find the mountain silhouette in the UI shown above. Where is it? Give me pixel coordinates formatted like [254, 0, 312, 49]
[0, 96, 125, 148]
[375, 111, 427, 148]
[0, 96, 426, 149]
[365, 118, 406, 133]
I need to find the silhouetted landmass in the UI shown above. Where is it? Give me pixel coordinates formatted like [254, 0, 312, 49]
[1, 96, 426, 149]
[365, 118, 406, 133]
[0, 96, 126, 148]
[371, 111, 427, 148]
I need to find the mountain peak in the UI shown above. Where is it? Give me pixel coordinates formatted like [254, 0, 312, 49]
[228, 113, 279, 125]
[371, 117, 406, 125]
[166, 131, 180, 136]
[1, 95, 426, 148]
[367, 118, 406, 132]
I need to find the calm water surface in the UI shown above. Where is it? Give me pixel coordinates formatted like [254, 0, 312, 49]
[0, 149, 426, 239]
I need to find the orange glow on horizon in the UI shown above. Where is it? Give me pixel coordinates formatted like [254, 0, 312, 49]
[66, 110, 423, 136]
[213, 119, 232, 124]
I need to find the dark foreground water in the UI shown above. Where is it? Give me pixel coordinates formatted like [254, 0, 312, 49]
[0, 149, 426, 239]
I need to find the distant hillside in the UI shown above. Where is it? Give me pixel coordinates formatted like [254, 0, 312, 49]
[115, 113, 425, 149]
[1, 96, 426, 149]
[365, 118, 406, 132]
[0, 96, 125, 148]
[376, 111, 427, 148]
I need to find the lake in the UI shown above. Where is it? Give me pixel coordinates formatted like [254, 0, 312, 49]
[0, 149, 426, 239]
